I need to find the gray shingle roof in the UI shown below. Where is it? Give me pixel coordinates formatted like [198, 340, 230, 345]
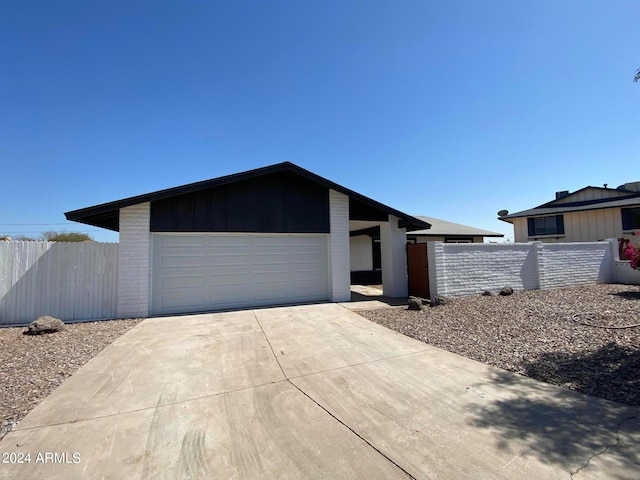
[409, 216, 503, 237]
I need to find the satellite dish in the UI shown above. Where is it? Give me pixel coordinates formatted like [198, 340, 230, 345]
[498, 210, 509, 216]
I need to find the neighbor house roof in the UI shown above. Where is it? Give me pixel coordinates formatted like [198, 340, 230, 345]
[408, 216, 503, 238]
[499, 193, 640, 222]
[65, 162, 431, 233]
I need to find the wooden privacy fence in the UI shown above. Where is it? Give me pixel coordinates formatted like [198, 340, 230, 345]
[0, 241, 118, 326]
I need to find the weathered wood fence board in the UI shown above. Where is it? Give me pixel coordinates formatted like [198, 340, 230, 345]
[0, 241, 118, 326]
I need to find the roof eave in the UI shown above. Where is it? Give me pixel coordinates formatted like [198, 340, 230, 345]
[65, 161, 430, 232]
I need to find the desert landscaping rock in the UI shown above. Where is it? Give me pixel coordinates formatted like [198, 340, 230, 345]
[357, 284, 640, 408]
[0, 318, 141, 440]
[26, 316, 66, 335]
[430, 295, 447, 306]
[499, 286, 514, 296]
[408, 296, 423, 311]
[482, 290, 498, 296]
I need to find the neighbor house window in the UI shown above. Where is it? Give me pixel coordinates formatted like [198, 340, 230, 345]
[527, 215, 564, 236]
[621, 207, 640, 231]
[445, 238, 473, 243]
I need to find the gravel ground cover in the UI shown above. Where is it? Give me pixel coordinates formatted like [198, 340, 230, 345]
[357, 284, 640, 407]
[0, 319, 141, 440]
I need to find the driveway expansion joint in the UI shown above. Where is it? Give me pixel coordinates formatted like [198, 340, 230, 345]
[252, 311, 416, 480]
[288, 379, 416, 480]
[10, 379, 290, 434]
[569, 407, 640, 479]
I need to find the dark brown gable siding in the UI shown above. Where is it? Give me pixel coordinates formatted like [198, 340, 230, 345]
[150, 171, 330, 233]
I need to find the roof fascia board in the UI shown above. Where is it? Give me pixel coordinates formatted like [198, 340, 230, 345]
[499, 199, 640, 220]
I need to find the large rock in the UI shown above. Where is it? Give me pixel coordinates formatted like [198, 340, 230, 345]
[408, 296, 424, 311]
[499, 286, 514, 296]
[482, 290, 498, 297]
[26, 316, 66, 335]
[430, 296, 447, 307]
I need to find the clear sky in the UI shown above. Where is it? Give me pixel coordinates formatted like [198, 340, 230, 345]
[1, 1, 638, 243]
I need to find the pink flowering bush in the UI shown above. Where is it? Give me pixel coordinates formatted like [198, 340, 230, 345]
[625, 244, 640, 270]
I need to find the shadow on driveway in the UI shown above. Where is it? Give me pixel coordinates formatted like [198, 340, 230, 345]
[467, 368, 640, 478]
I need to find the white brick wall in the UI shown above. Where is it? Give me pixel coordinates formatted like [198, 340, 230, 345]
[329, 189, 351, 302]
[614, 261, 640, 284]
[428, 240, 616, 298]
[539, 243, 613, 289]
[380, 215, 408, 297]
[117, 203, 151, 318]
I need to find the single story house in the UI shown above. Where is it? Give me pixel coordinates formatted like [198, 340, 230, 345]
[350, 216, 503, 284]
[498, 182, 640, 244]
[407, 216, 504, 243]
[65, 162, 429, 318]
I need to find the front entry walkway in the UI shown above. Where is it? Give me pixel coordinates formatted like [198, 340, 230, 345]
[1, 304, 638, 479]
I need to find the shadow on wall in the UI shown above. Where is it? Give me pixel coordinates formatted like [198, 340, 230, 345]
[467, 357, 640, 477]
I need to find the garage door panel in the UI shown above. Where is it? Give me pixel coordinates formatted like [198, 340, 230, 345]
[209, 288, 250, 304]
[254, 287, 290, 301]
[161, 274, 206, 289]
[152, 234, 329, 315]
[290, 270, 324, 281]
[210, 236, 251, 247]
[252, 236, 288, 246]
[253, 271, 290, 283]
[160, 255, 207, 268]
[209, 273, 250, 286]
[290, 255, 325, 268]
[208, 254, 251, 266]
[160, 290, 207, 309]
[159, 235, 207, 247]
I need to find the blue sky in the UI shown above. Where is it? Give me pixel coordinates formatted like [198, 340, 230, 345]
[1, 1, 638, 242]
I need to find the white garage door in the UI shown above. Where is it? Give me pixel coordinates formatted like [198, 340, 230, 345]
[151, 234, 329, 315]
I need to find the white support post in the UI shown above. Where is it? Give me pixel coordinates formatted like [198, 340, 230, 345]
[329, 189, 351, 302]
[380, 214, 408, 297]
[117, 203, 151, 318]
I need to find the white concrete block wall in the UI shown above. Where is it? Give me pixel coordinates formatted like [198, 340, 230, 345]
[427, 241, 445, 298]
[428, 239, 618, 299]
[380, 215, 408, 297]
[433, 243, 538, 297]
[614, 261, 640, 284]
[540, 242, 613, 289]
[117, 203, 151, 318]
[608, 237, 640, 285]
[329, 189, 351, 302]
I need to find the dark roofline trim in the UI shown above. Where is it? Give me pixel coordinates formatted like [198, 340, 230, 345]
[65, 162, 430, 232]
[537, 193, 640, 210]
[409, 232, 504, 238]
[498, 198, 640, 222]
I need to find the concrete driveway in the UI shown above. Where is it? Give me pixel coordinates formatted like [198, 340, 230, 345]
[1, 303, 638, 479]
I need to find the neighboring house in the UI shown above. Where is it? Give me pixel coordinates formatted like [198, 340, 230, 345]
[498, 182, 640, 244]
[65, 162, 429, 318]
[350, 216, 503, 285]
[407, 216, 504, 243]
